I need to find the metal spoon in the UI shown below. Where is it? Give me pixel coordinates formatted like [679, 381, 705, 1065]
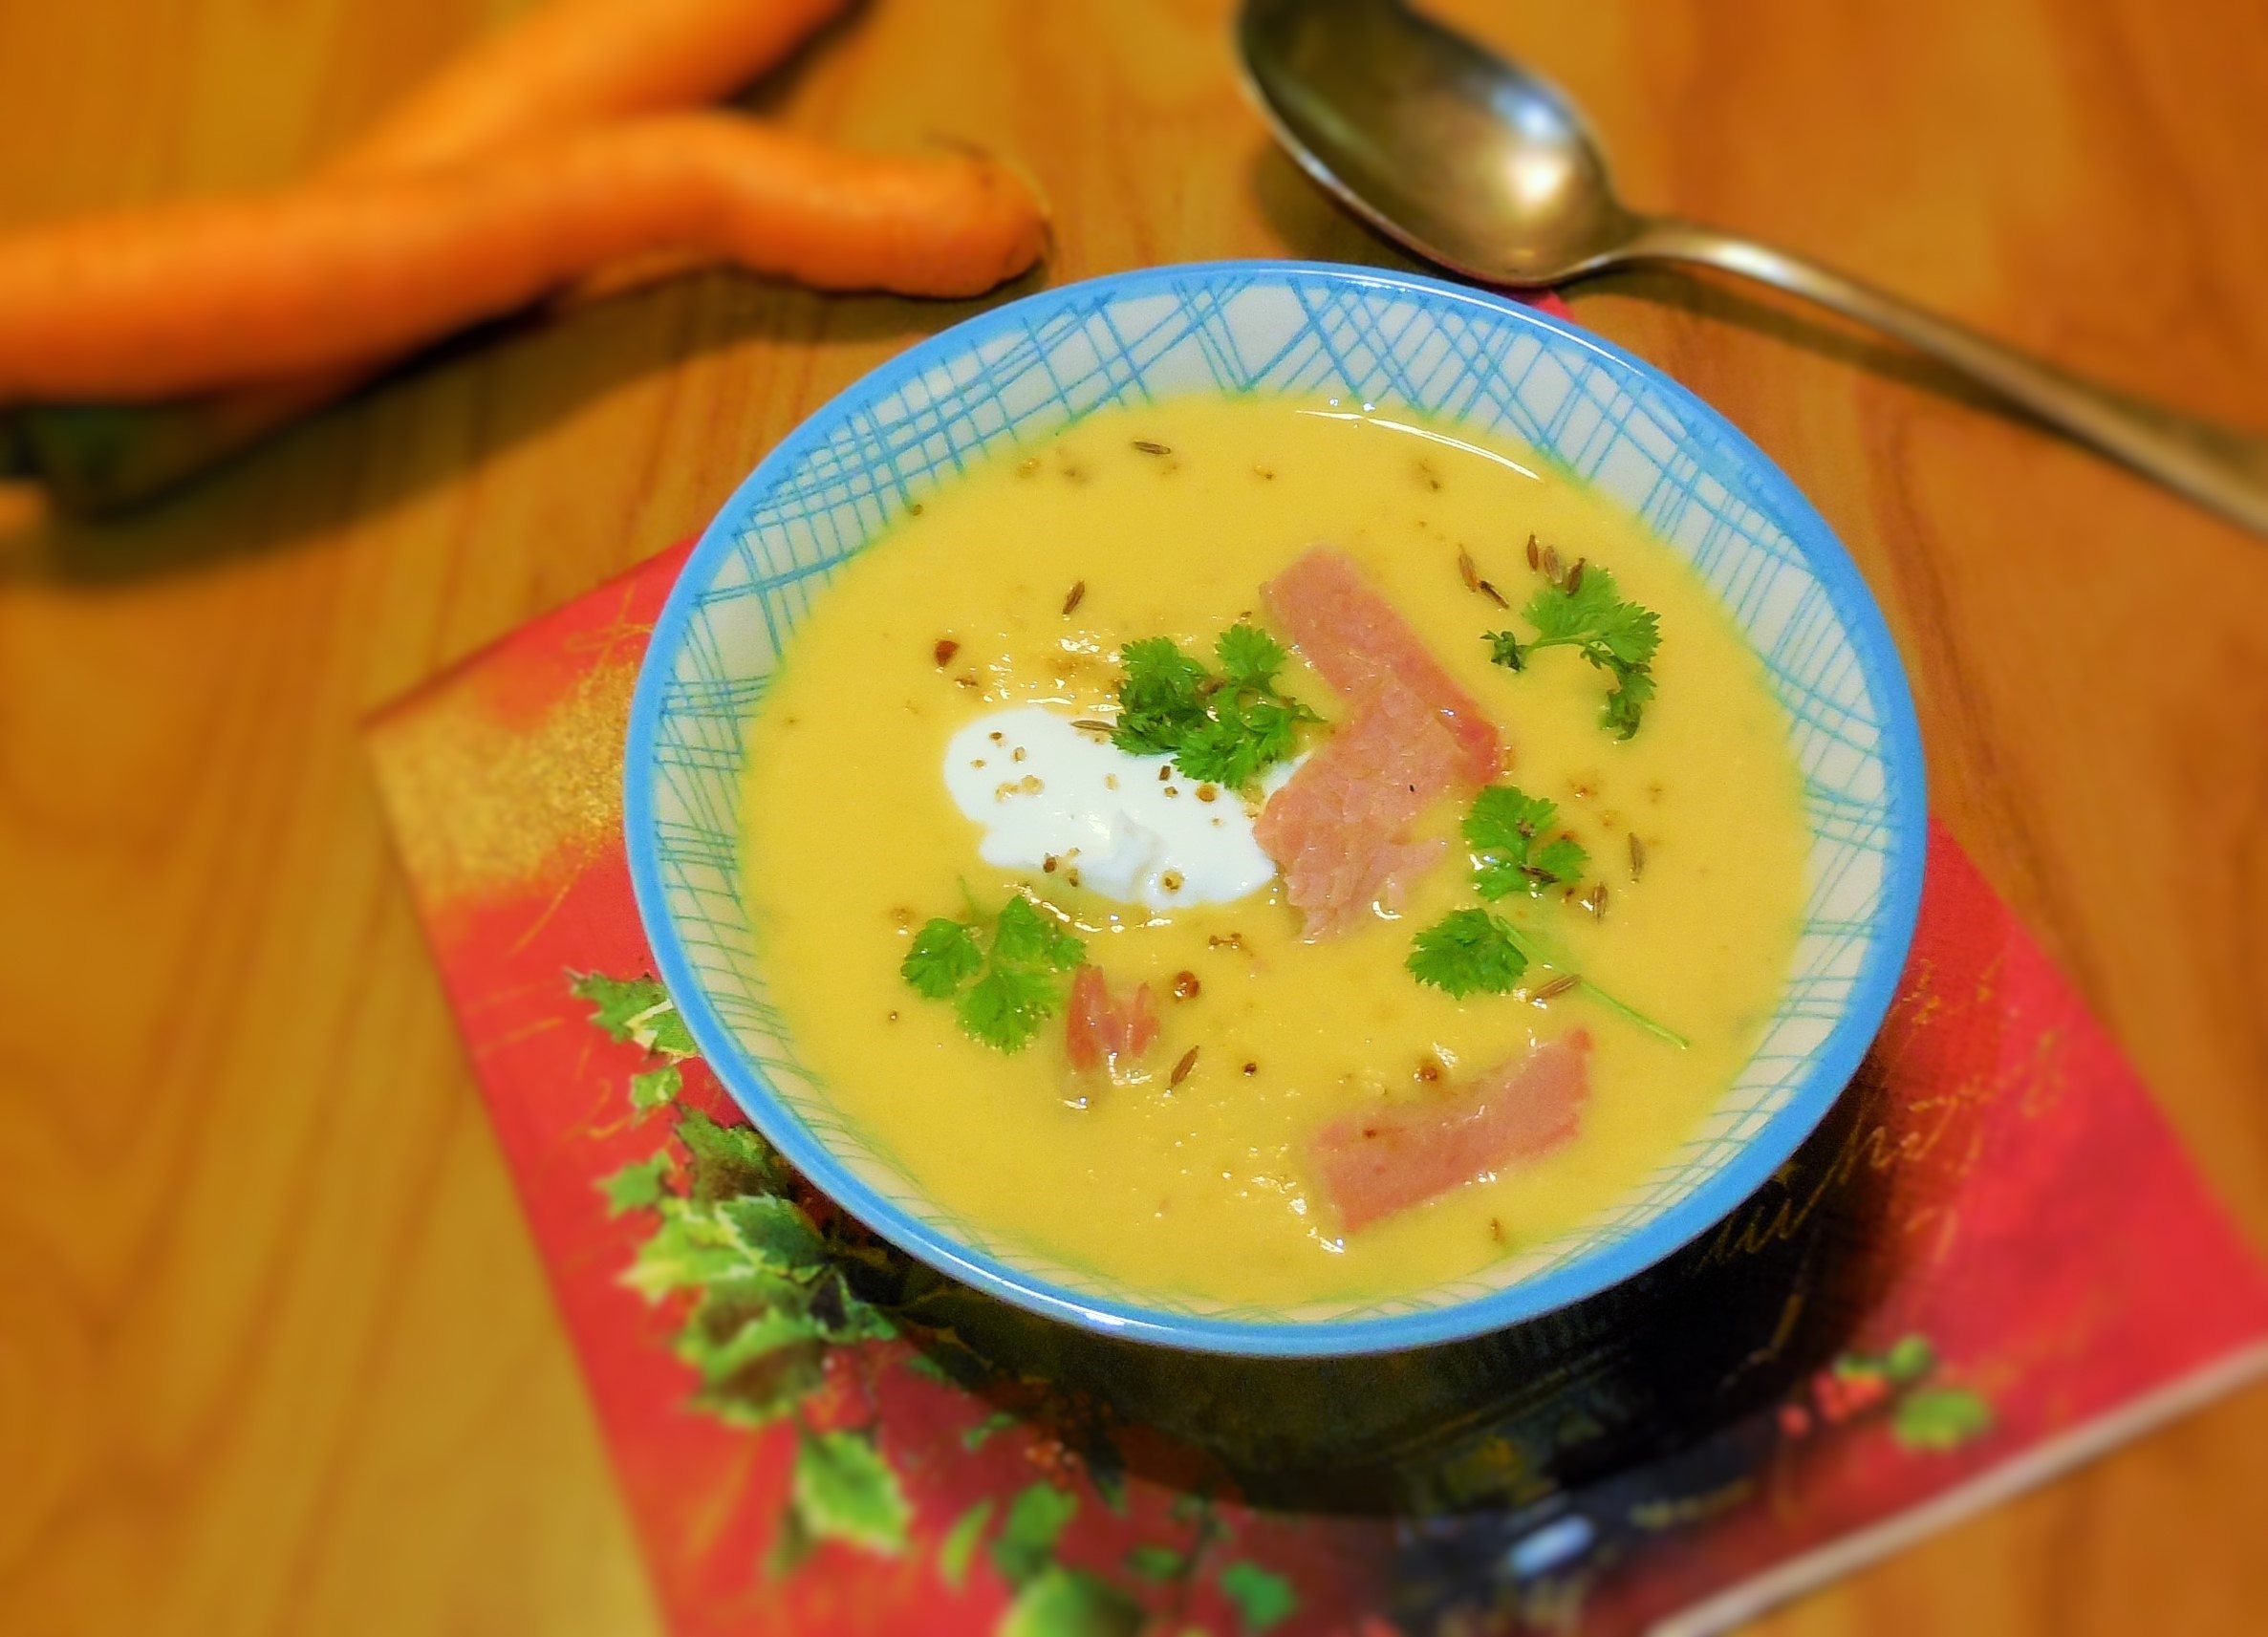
[1237, 0, 2268, 536]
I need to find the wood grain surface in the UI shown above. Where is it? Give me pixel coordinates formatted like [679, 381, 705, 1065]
[2, 1, 2265, 1631]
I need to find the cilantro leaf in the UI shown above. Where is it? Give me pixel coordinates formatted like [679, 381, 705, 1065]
[1215, 621, 1287, 688]
[959, 965, 1066, 1053]
[989, 895, 1084, 972]
[1484, 559, 1662, 740]
[1408, 908, 1530, 997]
[901, 917, 982, 997]
[1463, 785, 1590, 898]
[1111, 624, 1316, 791]
[1601, 663, 1655, 741]
[1413, 797, 1689, 1043]
[899, 895, 1086, 1053]
[1172, 691, 1306, 789]
[1523, 566, 1661, 669]
[1168, 712, 1261, 787]
[1112, 636, 1210, 755]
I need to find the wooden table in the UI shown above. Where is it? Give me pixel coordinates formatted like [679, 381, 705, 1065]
[2, 1, 2264, 1630]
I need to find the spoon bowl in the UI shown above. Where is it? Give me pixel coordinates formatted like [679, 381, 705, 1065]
[1240, 0, 1636, 283]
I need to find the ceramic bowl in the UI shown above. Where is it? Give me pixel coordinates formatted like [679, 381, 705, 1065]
[625, 261, 1927, 1357]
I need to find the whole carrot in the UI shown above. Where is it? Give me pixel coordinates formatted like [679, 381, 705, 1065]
[331, 0, 853, 178]
[0, 117, 1046, 403]
[0, 116, 1038, 403]
[6, 0, 861, 506]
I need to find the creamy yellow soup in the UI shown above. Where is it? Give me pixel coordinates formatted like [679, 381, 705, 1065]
[740, 396, 1807, 1308]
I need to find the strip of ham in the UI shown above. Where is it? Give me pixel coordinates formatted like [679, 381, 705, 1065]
[1064, 965, 1157, 1073]
[1311, 1030, 1591, 1234]
[1262, 546, 1504, 786]
[1254, 678, 1464, 938]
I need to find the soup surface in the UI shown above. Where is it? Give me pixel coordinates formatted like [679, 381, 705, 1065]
[740, 395, 1807, 1308]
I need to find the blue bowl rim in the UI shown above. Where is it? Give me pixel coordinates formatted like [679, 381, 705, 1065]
[625, 258, 1929, 1358]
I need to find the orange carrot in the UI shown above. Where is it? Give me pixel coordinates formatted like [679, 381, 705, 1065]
[332, 0, 854, 179]
[3, 0, 862, 502]
[0, 117, 1046, 403]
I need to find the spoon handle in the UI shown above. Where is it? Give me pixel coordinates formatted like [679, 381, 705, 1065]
[1622, 217, 2268, 537]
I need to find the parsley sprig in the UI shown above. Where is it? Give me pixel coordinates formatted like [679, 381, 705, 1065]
[1407, 786, 1688, 1047]
[1408, 908, 1532, 998]
[1112, 624, 1319, 791]
[900, 894, 1086, 1053]
[1485, 556, 1661, 740]
[1464, 786, 1589, 898]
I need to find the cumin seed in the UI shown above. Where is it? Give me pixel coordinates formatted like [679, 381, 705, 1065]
[1170, 1046, 1199, 1088]
[1629, 832, 1646, 881]
[1133, 439, 1172, 456]
[1542, 544, 1562, 582]
[1062, 579, 1087, 615]
[1566, 558, 1586, 595]
[1458, 549, 1480, 592]
[1478, 578, 1509, 609]
[1532, 973, 1581, 1001]
[1525, 534, 1542, 571]
[1582, 881, 1610, 918]
[1070, 718, 1114, 734]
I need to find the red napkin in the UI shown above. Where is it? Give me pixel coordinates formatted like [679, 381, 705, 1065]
[366, 529, 2268, 1637]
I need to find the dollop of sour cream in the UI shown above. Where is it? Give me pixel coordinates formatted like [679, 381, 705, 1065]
[943, 706, 1287, 911]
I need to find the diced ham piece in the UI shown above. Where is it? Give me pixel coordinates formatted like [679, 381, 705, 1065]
[1254, 678, 1463, 937]
[1064, 965, 1158, 1073]
[1263, 547, 1504, 785]
[1311, 1030, 1592, 1234]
